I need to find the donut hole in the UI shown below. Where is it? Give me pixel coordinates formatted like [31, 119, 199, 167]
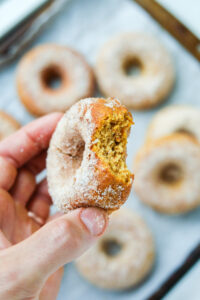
[101, 239, 122, 257]
[66, 141, 85, 160]
[92, 110, 133, 183]
[41, 65, 63, 90]
[123, 58, 142, 77]
[68, 141, 85, 171]
[160, 163, 183, 184]
[57, 139, 85, 181]
[175, 128, 195, 138]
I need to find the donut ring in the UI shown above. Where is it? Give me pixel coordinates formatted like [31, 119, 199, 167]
[0, 111, 20, 140]
[134, 134, 200, 214]
[76, 208, 155, 290]
[17, 44, 95, 116]
[96, 33, 175, 109]
[47, 97, 133, 213]
[147, 105, 200, 142]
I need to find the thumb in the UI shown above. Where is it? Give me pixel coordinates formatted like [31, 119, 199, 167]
[1, 208, 107, 290]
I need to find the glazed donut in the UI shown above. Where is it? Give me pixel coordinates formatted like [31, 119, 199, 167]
[0, 111, 20, 140]
[47, 97, 133, 213]
[17, 44, 95, 116]
[76, 208, 155, 290]
[147, 105, 200, 142]
[134, 134, 200, 214]
[96, 33, 175, 109]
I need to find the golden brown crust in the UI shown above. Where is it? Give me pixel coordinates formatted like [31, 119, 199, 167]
[16, 44, 95, 116]
[70, 159, 133, 213]
[90, 98, 132, 127]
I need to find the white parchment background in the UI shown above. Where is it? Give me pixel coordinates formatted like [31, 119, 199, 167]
[0, 0, 200, 299]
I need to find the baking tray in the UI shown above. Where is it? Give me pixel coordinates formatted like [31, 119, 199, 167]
[0, 0, 199, 299]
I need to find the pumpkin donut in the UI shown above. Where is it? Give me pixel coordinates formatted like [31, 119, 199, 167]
[133, 134, 200, 214]
[76, 208, 155, 290]
[96, 33, 175, 109]
[0, 111, 20, 140]
[147, 105, 200, 142]
[16, 44, 95, 116]
[47, 97, 133, 213]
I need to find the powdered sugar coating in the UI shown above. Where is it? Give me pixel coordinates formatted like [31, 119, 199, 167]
[134, 135, 200, 214]
[17, 44, 94, 115]
[47, 97, 132, 212]
[147, 105, 200, 142]
[76, 208, 155, 290]
[96, 33, 175, 109]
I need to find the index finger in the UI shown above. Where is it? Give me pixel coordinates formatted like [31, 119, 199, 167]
[0, 113, 62, 168]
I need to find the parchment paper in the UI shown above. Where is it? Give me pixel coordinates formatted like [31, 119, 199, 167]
[0, 0, 199, 299]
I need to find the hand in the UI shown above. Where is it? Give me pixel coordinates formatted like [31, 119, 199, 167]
[0, 113, 108, 300]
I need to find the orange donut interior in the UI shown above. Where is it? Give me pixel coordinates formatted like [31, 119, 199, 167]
[92, 110, 133, 184]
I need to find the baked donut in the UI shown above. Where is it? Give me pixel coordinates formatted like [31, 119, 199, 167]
[147, 105, 200, 142]
[47, 97, 133, 213]
[96, 33, 175, 109]
[16, 44, 95, 116]
[133, 134, 200, 214]
[0, 111, 20, 140]
[76, 208, 155, 290]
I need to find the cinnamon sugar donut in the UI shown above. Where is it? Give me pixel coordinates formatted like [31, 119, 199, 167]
[0, 111, 20, 140]
[147, 105, 200, 142]
[47, 97, 133, 213]
[96, 33, 175, 109]
[76, 208, 155, 290]
[134, 134, 200, 214]
[16, 44, 95, 116]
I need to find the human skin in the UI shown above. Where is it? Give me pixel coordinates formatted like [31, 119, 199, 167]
[0, 113, 108, 300]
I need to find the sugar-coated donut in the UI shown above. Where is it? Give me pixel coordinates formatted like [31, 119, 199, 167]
[47, 97, 133, 213]
[96, 33, 175, 110]
[76, 208, 155, 290]
[17, 44, 95, 116]
[147, 105, 200, 142]
[134, 134, 200, 214]
[0, 111, 20, 140]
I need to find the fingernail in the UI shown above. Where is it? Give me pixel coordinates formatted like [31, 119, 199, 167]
[80, 208, 107, 236]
